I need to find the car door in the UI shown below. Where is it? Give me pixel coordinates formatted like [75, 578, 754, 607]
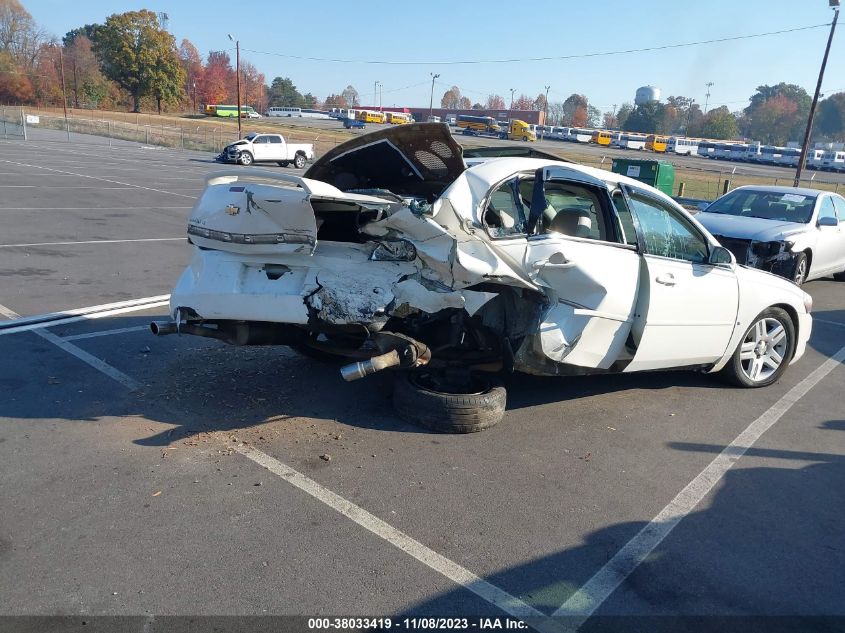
[812, 195, 845, 275]
[251, 135, 270, 160]
[481, 166, 641, 370]
[617, 185, 740, 372]
[267, 135, 285, 161]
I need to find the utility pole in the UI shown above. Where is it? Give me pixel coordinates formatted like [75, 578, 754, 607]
[429, 73, 440, 120]
[542, 85, 550, 138]
[228, 34, 241, 138]
[377, 81, 383, 111]
[373, 81, 378, 109]
[703, 81, 714, 114]
[509, 88, 516, 111]
[795, 1, 839, 187]
[685, 99, 695, 136]
[58, 46, 70, 141]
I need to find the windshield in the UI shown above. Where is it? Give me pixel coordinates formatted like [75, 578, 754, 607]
[704, 189, 817, 223]
[245, 133, 258, 141]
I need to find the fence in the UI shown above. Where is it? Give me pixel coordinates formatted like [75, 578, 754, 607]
[0, 106, 26, 139]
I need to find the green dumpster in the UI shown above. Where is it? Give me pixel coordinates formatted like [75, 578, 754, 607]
[610, 158, 675, 196]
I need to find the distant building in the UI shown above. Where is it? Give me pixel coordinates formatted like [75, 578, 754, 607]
[635, 86, 661, 106]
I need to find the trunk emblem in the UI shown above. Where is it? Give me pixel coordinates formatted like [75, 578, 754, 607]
[225, 204, 240, 216]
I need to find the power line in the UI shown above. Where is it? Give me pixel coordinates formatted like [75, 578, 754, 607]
[240, 22, 831, 66]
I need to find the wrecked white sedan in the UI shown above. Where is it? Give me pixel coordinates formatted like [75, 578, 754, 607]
[153, 124, 813, 432]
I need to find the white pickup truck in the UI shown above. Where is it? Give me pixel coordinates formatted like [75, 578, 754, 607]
[222, 132, 314, 168]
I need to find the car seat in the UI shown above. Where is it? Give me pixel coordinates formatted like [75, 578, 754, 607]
[547, 208, 592, 238]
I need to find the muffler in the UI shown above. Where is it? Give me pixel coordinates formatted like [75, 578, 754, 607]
[340, 332, 431, 382]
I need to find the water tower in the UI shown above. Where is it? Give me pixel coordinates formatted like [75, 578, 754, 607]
[635, 86, 661, 106]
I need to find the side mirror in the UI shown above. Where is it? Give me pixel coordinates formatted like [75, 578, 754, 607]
[709, 245, 735, 266]
[818, 215, 839, 227]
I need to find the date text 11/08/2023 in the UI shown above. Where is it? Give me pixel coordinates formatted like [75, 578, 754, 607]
[307, 617, 529, 630]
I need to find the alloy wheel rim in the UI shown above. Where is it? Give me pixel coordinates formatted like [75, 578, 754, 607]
[795, 259, 806, 284]
[739, 317, 789, 382]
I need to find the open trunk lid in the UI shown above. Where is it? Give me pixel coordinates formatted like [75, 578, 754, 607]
[187, 170, 393, 255]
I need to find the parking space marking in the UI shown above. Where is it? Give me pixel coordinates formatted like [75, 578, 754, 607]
[0, 207, 192, 211]
[815, 318, 845, 329]
[0, 158, 198, 199]
[0, 185, 137, 189]
[237, 445, 552, 623]
[0, 295, 169, 336]
[0, 238, 185, 249]
[62, 325, 150, 341]
[0, 303, 140, 390]
[554, 343, 845, 621]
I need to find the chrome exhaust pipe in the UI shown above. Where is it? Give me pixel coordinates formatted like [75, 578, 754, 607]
[340, 350, 401, 382]
[150, 321, 178, 336]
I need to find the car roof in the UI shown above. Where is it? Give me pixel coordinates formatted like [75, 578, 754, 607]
[729, 185, 824, 197]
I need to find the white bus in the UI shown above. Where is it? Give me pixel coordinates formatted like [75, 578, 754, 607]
[775, 147, 801, 168]
[806, 149, 826, 170]
[696, 141, 715, 158]
[728, 143, 749, 162]
[567, 128, 593, 143]
[666, 137, 699, 155]
[820, 150, 845, 172]
[611, 133, 647, 150]
[267, 107, 303, 117]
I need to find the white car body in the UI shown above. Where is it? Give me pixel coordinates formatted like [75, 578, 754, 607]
[696, 186, 845, 283]
[223, 133, 314, 168]
[167, 124, 812, 382]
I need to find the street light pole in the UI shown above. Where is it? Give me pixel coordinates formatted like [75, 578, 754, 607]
[57, 46, 70, 141]
[228, 34, 241, 139]
[509, 88, 516, 112]
[542, 85, 550, 139]
[429, 73, 440, 120]
[794, 2, 839, 187]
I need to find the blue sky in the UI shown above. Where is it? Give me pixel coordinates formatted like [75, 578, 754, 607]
[23, 0, 844, 112]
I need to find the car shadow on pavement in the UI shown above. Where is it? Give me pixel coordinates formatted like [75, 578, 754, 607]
[401, 421, 845, 626]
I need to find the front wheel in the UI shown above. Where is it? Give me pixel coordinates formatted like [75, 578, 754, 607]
[293, 153, 307, 169]
[719, 307, 796, 388]
[392, 372, 506, 433]
[790, 252, 809, 285]
[522, 135, 528, 142]
[239, 151, 253, 166]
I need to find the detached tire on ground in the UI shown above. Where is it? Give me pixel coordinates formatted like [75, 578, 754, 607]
[392, 373, 507, 433]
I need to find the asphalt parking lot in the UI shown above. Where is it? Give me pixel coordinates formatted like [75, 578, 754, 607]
[1, 135, 844, 631]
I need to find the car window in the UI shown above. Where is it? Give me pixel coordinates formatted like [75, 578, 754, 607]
[530, 180, 611, 241]
[832, 196, 845, 222]
[253, 136, 268, 144]
[483, 178, 526, 238]
[819, 196, 837, 223]
[268, 136, 282, 144]
[627, 193, 709, 264]
[611, 192, 638, 246]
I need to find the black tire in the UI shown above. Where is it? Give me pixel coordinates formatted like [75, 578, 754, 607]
[293, 153, 307, 169]
[833, 270, 845, 281]
[239, 151, 253, 166]
[522, 135, 528, 142]
[392, 372, 506, 433]
[719, 307, 796, 388]
[277, 160, 290, 167]
[790, 252, 809, 285]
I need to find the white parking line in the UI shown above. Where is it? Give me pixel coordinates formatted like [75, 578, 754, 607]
[237, 445, 553, 624]
[814, 318, 845, 329]
[0, 207, 192, 211]
[0, 303, 140, 390]
[554, 343, 845, 621]
[0, 158, 197, 199]
[0, 185, 136, 189]
[0, 238, 185, 248]
[62, 326, 150, 341]
[0, 295, 169, 336]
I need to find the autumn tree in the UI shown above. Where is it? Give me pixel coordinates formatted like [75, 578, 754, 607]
[748, 95, 799, 145]
[624, 101, 665, 134]
[341, 84, 359, 106]
[440, 85, 462, 109]
[178, 38, 202, 110]
[533, 93, 547, 113]
[603, 111, 618, 129]
[91, 10, 184, 112]
[512, 93, 534, 110]
[240, 61, 265, 110]
[324, 93, 347, 108]
[200, 50, 232, 105]
[485, 94, 505, 109]
[0, 0, 47, 71]
[561, 94, 588, 125]
[63, 35, 113, 108]
[616, 102, 633, 129]
[0, 49, 32, 102]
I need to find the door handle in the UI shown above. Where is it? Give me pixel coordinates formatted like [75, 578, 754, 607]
[655, 273, 676, 286]
[535, 254, 575, 269]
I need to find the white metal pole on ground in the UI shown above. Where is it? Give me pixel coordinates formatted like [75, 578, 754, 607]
[108, 121, 112, 148]
[21, 109, 27, 140]
[2, 106, 6, 138]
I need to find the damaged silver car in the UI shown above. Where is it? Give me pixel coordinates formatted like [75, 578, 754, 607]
[153, 124, 812, 432]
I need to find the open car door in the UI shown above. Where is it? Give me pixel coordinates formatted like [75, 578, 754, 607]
[485, 166, 641, 370]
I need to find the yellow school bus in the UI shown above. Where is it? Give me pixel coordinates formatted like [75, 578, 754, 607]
[386, 112, 412, 124]
[357, 110, 387, 123]
[646, 134, 668, 152]
[592, 130, 612, 146]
